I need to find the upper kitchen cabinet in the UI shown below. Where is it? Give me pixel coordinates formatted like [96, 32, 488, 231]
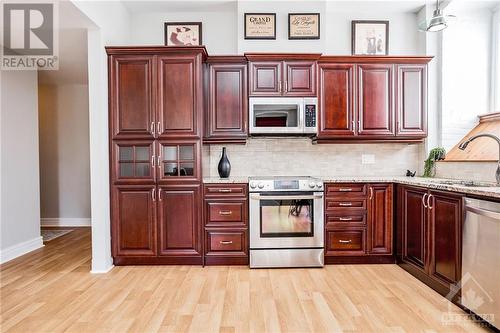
[357, 64, 395, 137]
[157, 53, 204, 139]
[316, 56, 432, 142]
[108, 55, 155, 140]
[205, 56, 248, 143]
[396, 64, 427, 138]
[106, 46, 207, 140]
[318, 63, 355, 137]
[246, 54, 321, 97]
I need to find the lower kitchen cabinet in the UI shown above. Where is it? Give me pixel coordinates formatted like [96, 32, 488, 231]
[112, 185, 157, 257]
[203, 184, 248, 265]
[324, 183, 394, 264]
[367, 184, 393, 255]
[158, 184, 203, 263]
[397, 185, 463, 297]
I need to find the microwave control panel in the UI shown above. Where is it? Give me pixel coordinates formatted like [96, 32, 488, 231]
[305, 104, 316, 128]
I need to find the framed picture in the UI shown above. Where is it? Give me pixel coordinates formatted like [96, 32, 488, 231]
[164, 22, 202, 46]
[288, 13, 320, 40]
[352, 20, 389, 55]
[244, 13, 276, 40]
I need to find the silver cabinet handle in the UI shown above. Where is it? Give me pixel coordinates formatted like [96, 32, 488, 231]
[158, 188, 162, 201]
[428, 194, 434, 210]
[152, 189, 156, 202]
[339, 217, 353, 221]
[150, 122, 155, 136]
[339, 239, 352, 244]
[218, 189, 232, 193]
[422, 193, 428, 208]
[284, 80, 288, 92]
[220, 240, 233, 245]
[219, 210, 232, 216]
[339, 188, 353, 192]
[151, 155, 155, 167]
[157, 121, 162, 136]
[278, 81, 282, 93]
[339, 202, 353, 207]
[369, 187, 374, 200]
[157, 154, 161, 167]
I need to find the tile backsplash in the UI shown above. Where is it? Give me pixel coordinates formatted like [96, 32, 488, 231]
[204, 138, 424, 178]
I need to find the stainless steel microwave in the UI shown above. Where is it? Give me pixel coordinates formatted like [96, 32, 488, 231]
[249, 97, 318, 135]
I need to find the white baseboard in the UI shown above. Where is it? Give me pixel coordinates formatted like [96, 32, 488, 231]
[90, 264, 114, 274]
[0, 236, 44, 264]
[41, 218, 91, 227]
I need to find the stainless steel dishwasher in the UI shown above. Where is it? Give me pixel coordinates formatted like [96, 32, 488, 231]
[462, 198, 500, 329]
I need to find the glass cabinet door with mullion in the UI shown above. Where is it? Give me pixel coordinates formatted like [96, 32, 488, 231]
[113, 141, 155, 183]
[157, 141, 199, 182]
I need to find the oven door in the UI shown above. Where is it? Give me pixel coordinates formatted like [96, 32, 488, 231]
[249, 98, 304, 134]
[249, 191, 324, 249]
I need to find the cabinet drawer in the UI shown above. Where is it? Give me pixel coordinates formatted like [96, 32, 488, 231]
[326, 198, 366, 210]
[204, 184, 247, 197]
[326, 183, 367, 197]
[326, 229, 366, 255]
[326, 213, 366, 227]
[208, 202, 243, 222]
[207, 230, 246, 252]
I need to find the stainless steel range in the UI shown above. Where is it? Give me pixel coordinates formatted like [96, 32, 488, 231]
[249, 176, 324, 268]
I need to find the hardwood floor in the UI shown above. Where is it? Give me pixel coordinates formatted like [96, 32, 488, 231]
[0, 228, 490, 333]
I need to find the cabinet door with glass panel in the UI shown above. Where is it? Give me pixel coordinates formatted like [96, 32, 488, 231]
[112, 141, 156, 183]
[157, 140, 200, 182]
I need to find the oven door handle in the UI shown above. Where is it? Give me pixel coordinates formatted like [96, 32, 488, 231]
[250, 194, 323, 200]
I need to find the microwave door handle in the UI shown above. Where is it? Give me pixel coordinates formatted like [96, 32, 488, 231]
[298, 102, 304, 132]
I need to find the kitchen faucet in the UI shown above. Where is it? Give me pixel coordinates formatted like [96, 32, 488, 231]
[458, 133, 500, 185]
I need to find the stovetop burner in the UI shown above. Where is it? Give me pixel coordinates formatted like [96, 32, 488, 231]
[248, 176, 323, 192]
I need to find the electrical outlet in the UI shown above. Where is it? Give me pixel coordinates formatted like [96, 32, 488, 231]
[362, 154, 375, 164]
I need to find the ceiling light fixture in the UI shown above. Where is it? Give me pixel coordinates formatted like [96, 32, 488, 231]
[419, 0, 456, 32]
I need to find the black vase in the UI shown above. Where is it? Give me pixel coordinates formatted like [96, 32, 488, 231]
[217, 147, 231, 178]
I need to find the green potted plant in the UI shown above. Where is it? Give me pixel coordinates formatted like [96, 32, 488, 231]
[423, 147, 446, 177]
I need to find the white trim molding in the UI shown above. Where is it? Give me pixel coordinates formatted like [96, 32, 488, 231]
[41, 218, 91, 227]
[0, 236, 44, 264]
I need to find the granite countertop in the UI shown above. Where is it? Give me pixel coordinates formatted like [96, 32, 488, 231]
[203, 176, 500, 199]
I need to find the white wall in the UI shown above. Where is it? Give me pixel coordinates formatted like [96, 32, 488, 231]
[0, 70, 43, 263]
[131, 11, 238, 54]
[71, 0, 131, 273]
[127, 1, 422, 56]
[38, 84, 91, 225]
[441, 5, 494, 150]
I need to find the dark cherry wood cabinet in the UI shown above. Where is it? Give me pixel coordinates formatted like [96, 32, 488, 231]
[157, 54, 203, 139]
[203, 184, 248, 265]
[109, 55, 155, 140]
[397, 185, 463, 296]
[399, 185, 427, 272]
[248, 61, 282, 96]
[324, 183, 393, 264]
[357, 64, 395, 137]
[428, 190, 462, 287]
[112, 185, 157, 257]
[316, 56, 432, 142]
[107, 46, 207, 265]
[396, 65, 427, 137]
[158, 184, 202, 263]
[246, 54, 321, 97]
[318, 64, 355, 137]
[284, 61, 317, 96]
[367, 184, 393, 255]
[205, 57, 248, 143]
